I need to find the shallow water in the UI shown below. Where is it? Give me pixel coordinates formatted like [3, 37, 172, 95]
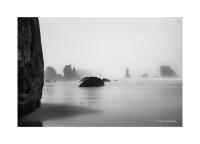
[22, 78, 182, 127]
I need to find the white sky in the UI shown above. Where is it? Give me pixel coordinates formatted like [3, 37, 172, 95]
[39, 17, 182, 79]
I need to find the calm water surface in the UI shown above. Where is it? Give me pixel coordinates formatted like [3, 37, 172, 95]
[22, 79, 182, 126]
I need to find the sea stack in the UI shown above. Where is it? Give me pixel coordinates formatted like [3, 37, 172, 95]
[44, 66, 63, 81]
[125, 68, 131, 78]
[160, 66, 177, 77]
[63, 65, 81, 80]
[18, 17, 44, 118]
[45, 66, 57, 81]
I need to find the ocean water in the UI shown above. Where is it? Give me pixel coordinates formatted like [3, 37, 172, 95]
[22, 78, 182, 127]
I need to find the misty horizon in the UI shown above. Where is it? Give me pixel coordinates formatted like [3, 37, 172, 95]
[39, 17, 182, 79]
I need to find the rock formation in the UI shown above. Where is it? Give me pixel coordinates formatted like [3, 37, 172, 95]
[45, 66, 57, 80]
[79, 77, 104, 87]
[125, 68, 131, 78]
[44, 66, 63, 81]
[18, 17, 44, 118]
[63, 65, 80, 80]
[160, 66, 177, 77]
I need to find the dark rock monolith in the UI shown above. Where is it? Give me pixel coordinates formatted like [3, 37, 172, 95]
[18, 17, 44, 118]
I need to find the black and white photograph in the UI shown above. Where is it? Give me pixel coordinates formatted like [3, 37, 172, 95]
[1, 0, 200, 144]
[18, 17, 182, 127]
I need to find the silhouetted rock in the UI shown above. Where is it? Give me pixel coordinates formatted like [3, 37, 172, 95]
[18, 17, 44, 118]
[44, 66, 63, 81]
[44, 66, 63, 82]
[79, 77, 104, 87]
[125, 68, 131, 78]
[63, 65, 80, 80]
[45, 66, 57, 80]
[80, 77, 89, 82]
[102, 78, 111, 82]
[160, 66, 177, 77]
[142, 73, 148, 78]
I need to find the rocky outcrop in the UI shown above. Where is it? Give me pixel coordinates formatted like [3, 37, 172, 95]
[125, 68, 131, 78]
[63, 65, 80, 80]
[44, 66, 63, 81]
[160, 66, 177, 77]
[102, 78, 111, 82]
[79, 77, 104, 87]
[18, 17, 44, 118]
[45, 66, 57, 80]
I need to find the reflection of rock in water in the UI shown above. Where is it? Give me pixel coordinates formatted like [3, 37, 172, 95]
[19, 103, 101, 123]
[63, 65, 80, 80]
[160, 66, 177, 77]
[46, 87, 55, 96]
[125, 68, 131, 78]
[81, 87, 102, 104]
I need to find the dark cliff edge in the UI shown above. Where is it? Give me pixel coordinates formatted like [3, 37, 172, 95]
[18, 17, 44, 120]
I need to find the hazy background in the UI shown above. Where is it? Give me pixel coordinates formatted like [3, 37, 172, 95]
[39, 17, 182, 79]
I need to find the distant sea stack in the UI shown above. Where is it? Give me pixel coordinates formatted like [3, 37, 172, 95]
[160, 66, 177, 77]
[63, 65, 81, 80]
[125, 68, 131, 78]
[45, 66, 57, 80]
[44, 66, 63, 81]
[18, 17, 44, 118]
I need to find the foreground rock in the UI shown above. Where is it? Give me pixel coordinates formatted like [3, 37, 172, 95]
[79, 77, 104, 87]
[18, 17, 44, 118]
[102, 78, 111, 82]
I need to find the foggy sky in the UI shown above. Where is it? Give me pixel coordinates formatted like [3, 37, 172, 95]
[39, 17, 182, 79]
